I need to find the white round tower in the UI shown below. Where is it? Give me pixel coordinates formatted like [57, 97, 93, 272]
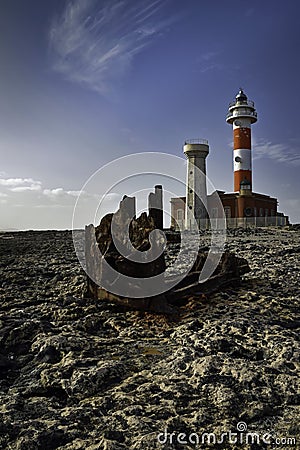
[226, 89, 257, 192]
[183, 139, 209, 230]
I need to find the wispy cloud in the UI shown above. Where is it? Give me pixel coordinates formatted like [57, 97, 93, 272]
[11, 185, 42, 192]
[0, 178, 42, 192]
[253, 139, 300, 166]
[0, 175, 122, 229]
[0, 177, 42, 188]
[43, 188, 83, 198]
[196, 51, 223, 74]
[0, 177, 82, 198]
[49, 0, 173, 95]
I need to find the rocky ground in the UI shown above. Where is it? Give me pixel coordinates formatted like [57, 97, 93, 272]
[0, 227, 299, 449]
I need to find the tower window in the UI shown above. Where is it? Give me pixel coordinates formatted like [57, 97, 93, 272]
[224, 206, 231, 218]
[211, 208, 218, 218]
[240, 179, 251, 190]
[177, 209, 184, 220]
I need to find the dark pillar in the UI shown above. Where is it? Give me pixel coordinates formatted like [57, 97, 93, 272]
[148, 185, 163, 230]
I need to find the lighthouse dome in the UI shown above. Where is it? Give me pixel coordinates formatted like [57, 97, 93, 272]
[236, 89, 248, 103]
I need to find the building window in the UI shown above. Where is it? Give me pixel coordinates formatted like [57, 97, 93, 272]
[254, 207, 257, 217]
[224, 206, 231, 218]
[177, 209, 184, 220]
[259, 208, 264, 217]
[271, 209, 275, 216]
[211, 208, 218, 218]
[265, 209, 268, 216]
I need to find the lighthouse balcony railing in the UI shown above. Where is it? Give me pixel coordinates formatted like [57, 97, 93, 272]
[228, 100, 255, 108]
[226, 110, 257, 120]
[184, 138, 209, 145]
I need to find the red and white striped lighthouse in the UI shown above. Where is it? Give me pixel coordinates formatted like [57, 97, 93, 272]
[226, 89, 257, 192]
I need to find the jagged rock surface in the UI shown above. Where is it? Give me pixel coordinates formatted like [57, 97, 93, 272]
[0, 228, 299, 449]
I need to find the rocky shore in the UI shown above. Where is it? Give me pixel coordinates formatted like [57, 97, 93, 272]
[0, 228, 299, 449]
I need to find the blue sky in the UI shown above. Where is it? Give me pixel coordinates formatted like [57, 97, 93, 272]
[0, 0, 299, 229]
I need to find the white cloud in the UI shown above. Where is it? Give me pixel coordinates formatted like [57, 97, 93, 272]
[0, 179, 90, 230]
[253, 139, 300, 166]
[43, 188, 84, 198]
[66, 190, 83, 197]
[0, 175, 120, 229]
[43, 188, 65, 197]
[49, 0, 174, 95]
[34, 204, 72, 208]
[0, 177, 42, 194]
[0, 178, 84, 200]
[0, 177, 42, 187]
[10, 184, 42, 192]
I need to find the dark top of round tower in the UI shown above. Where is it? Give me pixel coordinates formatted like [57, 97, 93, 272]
[226, 88, 257, 123]
[236, 89, 248, 103]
